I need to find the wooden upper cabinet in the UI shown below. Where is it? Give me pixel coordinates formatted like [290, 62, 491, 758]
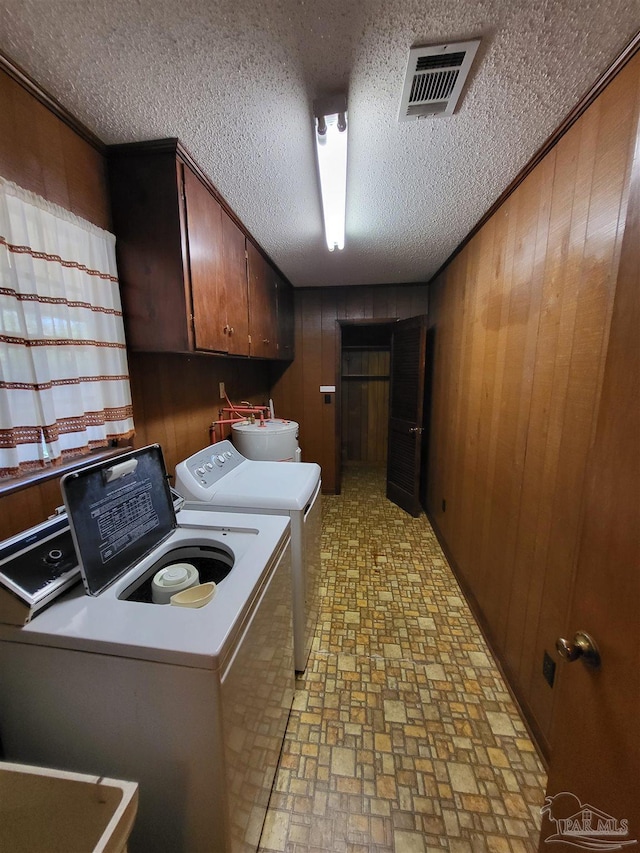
[107, 140, 268, 357]
[275, 274, 294, 360]
[183, 167, 250, 354]
[182, 166, 226, 352]
[247, 240, 278, 359]
[221, 209, 249, 356]
[108, 148, 192, 352]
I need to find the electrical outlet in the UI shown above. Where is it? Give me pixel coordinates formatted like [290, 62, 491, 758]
[542, 650, 556, 687]
[219, 382, 225, 399]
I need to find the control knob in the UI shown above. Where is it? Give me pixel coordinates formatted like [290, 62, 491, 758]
[45, 549, 64, 564]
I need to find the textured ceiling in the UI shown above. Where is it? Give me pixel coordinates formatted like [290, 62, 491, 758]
[1, 1, 638, 287]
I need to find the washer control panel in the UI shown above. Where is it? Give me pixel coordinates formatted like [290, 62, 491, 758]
[176, 440, 246, 493]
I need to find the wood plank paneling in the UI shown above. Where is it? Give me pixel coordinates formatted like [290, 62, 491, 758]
[320, 289, 338, 471]
[0, 63, 272, 541]
[270, 284, 429, 491]
[0, 65, 113, 537]
[541, 105, 640, 834]
[128, 353, 270, 478]
[525, 61, 639, 735]
[0, 68, 110, 229]
[301, 288, 324, 467]
[341, 350, 390, 464]
[370, 351, 390, 462]
[425, 53, 640, 756]
[1, 352, 271, 540]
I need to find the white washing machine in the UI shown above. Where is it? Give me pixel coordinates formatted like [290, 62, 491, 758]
[175, 439, 321, 672]
[0, 446, 294, 853]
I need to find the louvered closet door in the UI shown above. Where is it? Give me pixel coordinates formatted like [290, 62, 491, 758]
[386, 316, 427, 516]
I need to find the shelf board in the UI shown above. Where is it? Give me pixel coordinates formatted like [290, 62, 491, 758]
[341, 374, 390, 380]
[342, 345, 390, 352]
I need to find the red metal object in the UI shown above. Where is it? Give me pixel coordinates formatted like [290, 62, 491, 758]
[209, 397, 274, 444]
[209, 417, 249, 444]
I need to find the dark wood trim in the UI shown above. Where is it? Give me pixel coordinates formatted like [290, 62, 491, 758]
[0, 50, 106, 153]
[0, 61, 288, 291]
[301, 283, 428, 293]
[343, 345, 391, 351]
[427, 508, 551, 768]
[337, 317, 399, 326]
[342, 374, 389, 380]
[429, 31, 640, 284]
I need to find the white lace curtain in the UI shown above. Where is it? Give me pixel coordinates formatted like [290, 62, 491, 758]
[0, 176, 135, 479]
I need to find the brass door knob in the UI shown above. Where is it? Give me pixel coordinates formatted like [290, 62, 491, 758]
[555, 631, 601, 668]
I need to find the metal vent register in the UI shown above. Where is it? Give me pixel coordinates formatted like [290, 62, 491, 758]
[399, 39, 480, 120]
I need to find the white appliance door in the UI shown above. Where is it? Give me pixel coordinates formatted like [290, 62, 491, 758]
[298, 481, 322, 671]
[220, 541, 294, 852]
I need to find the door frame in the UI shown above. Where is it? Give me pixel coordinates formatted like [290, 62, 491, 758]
[334, 318, 397, 495]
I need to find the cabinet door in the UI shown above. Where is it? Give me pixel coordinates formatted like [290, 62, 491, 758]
[275, 275, 294, 360]
[108, 150, 191, 352]
[221, 211, 249, 356]
[183, 166, 227, 352]
[247, 241, 278, 358]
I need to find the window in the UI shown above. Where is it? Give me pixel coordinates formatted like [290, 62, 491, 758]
[0, 177, 135, 480]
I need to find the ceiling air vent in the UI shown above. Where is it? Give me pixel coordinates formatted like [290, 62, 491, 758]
[399, 39, 480, 121]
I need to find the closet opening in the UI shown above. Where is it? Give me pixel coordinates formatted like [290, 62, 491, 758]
[336, 320, 396, 494]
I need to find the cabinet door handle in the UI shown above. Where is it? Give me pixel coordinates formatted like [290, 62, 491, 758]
[223, 325, 230, 334]
[263, 339, 270, 344]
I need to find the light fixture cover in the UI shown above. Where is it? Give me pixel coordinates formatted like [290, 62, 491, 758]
[314, 96, 348, 252]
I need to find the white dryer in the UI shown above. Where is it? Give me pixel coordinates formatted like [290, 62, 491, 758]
[175, 440, 321, 672]
[0, 446, 294, 853]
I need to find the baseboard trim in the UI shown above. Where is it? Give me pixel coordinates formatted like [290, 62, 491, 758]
[426, 509, 551, 769]
[0, 50, 105, 152]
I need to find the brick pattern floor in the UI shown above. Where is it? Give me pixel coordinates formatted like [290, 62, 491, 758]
[259, 464, 547, 853]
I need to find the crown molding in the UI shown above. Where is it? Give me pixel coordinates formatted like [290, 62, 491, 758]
[0, 50, 105, 152]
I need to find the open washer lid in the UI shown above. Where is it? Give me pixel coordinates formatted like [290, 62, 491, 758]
[61, 445, 176, 596]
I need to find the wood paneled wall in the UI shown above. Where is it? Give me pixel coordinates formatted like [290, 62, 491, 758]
[0, 62, 110, 230]
[425, 54, 640, 756]
[128, 352, 270, 479]
[0, 64, 112, 537]
[0, 61, 271, 539]
[270, 284, 429, 492]
[341, 350, 390, 464]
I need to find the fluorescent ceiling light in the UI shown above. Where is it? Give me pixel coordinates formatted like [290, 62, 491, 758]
[315, 108, 347, 252]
